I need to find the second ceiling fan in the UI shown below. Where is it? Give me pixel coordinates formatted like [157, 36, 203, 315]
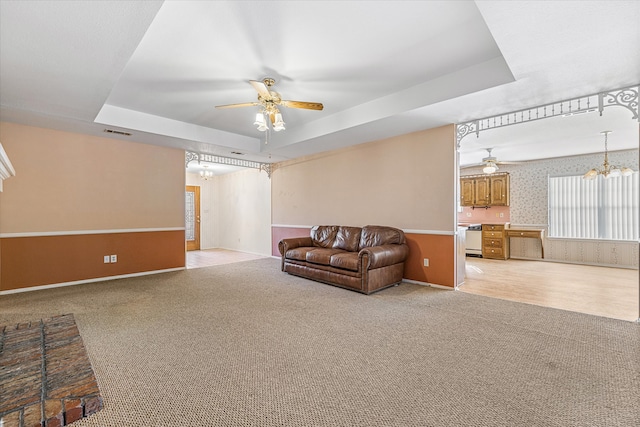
[215, 78, 323, 131]
[462, 148, 522, 173]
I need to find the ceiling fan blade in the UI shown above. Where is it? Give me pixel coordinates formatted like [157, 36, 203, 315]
[215, 102, 259, 109]
[280, 100, 324, 110]
[461, 163, 485, 169]
[250, 80, 271, 98]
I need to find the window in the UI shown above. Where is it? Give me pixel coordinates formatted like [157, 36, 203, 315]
[548, 173, 639, 240]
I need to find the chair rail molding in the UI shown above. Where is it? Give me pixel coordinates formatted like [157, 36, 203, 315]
[0, 141, 16, 191]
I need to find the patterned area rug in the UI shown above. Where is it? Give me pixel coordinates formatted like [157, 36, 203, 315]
[0, 314, 102, 426]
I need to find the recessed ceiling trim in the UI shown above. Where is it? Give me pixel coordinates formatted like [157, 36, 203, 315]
[457, 84, 639, 145]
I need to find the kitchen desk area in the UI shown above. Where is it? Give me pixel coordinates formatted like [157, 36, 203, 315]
[461, 223, 545, 260]
[505, 228, 545, 259]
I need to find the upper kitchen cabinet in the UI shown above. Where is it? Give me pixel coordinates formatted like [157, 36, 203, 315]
[460, 173, 510, 207]
[488, 173, 510, 206]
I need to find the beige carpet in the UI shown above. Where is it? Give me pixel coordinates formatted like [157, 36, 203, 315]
[0, 258, 638, 426]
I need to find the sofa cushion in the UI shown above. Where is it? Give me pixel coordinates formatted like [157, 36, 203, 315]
[286, 247, 316, 262]
[311, 225, 338, 248]
[330, 252, 360, 272]
[359, 225, 405, 249]
[332, 226, 362, 252]
[306, 248, 345, 265]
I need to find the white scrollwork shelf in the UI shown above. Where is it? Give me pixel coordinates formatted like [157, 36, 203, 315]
[0, 142, 16, 192]
[185, 151, 272, 178]
[456, 85, 639, 145]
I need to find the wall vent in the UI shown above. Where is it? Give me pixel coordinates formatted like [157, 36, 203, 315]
[103, 129, 131, 136]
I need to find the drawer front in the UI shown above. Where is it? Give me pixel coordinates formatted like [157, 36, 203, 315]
[507, 231, 540, 238]
[483, 231, 504, 238]
[483, 224, 505, 232]
[483, 247, 504, 258]
[483, 238, 503, 248]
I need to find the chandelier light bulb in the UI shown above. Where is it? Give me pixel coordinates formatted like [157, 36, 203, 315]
[582, 169, 598, 180]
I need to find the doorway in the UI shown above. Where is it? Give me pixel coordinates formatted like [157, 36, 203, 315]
[185, 185, 200, 251]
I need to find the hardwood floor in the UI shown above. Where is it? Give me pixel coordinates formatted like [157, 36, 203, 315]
[459, 257, 639, 322]
[186, 248, 267, 269]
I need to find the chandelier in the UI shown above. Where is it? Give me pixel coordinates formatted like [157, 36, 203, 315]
[583, 131, 634, 180]
[199, 165, 213, 180]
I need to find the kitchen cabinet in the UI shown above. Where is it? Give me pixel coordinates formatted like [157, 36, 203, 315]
[460, 173, 509, 207]
[489, 174, 510, 206]
[482, 223, 509, 260]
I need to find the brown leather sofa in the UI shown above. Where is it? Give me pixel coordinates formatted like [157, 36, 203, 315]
[278, 225, 409, 294]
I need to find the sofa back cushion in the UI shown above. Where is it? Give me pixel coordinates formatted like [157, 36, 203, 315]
[359, 225, 405, 249]
[311, 225, 363, 252]
[333, 226, 362, 252]
[311, 225, 338, 248]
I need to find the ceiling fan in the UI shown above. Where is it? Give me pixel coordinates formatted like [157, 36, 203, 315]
[461, 148, 522, 173]
[215, 78, 323, 131]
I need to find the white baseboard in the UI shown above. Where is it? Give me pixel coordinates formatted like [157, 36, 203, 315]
[402, 278, 453, 290]
[0, 268, 185, 295]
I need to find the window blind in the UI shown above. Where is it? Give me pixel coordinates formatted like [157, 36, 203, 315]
[548, 172, 639, 240]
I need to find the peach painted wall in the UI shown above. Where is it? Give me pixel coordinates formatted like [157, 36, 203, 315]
[0, 122, 186, 291]
[0, 122, 185, 232]
[271, 125, 458, 287]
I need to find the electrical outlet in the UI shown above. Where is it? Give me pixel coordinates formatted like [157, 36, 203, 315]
[104, 255, 110, 264]
[499, 212, 504, 218]
[110, 254, 117, 263]
[423, 258, 429, 267]
[466, 212, 472, 217]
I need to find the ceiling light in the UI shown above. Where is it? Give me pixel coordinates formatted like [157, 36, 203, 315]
[254, 113, 268, 132]
[583, 131, 635, 180]
[199, 165, 213, 180]
[483, 162, 498, 174]
[273, 113, 285, 131]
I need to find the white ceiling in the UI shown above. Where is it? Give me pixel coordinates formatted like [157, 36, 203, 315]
[1, 1, 638, 174]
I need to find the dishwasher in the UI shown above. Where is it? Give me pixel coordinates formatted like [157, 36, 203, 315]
[465, 224, 482, 256]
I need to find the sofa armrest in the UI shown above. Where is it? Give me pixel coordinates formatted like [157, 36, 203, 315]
[359, 244, 409, 269]
[278, 237, 314, 256]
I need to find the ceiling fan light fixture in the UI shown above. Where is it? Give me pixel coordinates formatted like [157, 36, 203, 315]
[216, 78, 323, 133]
[483, 163, 498, 174]
[254, 113, 268, 131]
[273, 113, 285, 131]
